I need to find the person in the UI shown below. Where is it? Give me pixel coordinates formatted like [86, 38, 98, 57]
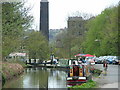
[103, 60, 108, 71]
[82, 57, 86, 63]
[80, 57, 82, 61]
[72, 61, 76, 65]
[84, 57, 91, 74]
[56, 57, 59, 64]
[53, 58, 58, 65]
[85, 57, 90, 65]
[44, 61, 47, 66]
[78, 61, 82, 65]
[50, 54, 54, 65]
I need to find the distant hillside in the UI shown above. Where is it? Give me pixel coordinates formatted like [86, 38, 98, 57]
[49, 29, 66, 42]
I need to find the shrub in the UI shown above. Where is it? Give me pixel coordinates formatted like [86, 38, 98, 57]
[2, 74, 6, 86]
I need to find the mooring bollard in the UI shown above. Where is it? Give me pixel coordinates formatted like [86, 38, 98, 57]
[44, 61, 47, 66]
[26, 59, 29, 64]
[34, 59, 36, 64]
[31, 59, 34, 64]
[36, 59, 39, 64]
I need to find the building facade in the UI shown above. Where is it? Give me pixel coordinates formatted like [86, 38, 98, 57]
[67, 17, 86, 36]
[67, 17, 87, 56]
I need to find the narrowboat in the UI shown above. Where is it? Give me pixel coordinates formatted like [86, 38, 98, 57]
[66, 60, 92, 86]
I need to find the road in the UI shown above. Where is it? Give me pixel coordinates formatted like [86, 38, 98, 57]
[93, 64, 119, 88]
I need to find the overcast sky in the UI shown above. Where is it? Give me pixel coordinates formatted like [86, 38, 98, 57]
[25, 0, 119, 30]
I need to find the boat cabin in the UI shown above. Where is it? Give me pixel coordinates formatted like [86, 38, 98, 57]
[67, 60, 92, 86]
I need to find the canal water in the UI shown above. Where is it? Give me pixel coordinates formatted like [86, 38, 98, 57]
[3, 67, 69, 88]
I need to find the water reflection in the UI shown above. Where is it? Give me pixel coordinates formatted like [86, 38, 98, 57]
[3, 67, 68, 88]
[48, 69, 67, 88]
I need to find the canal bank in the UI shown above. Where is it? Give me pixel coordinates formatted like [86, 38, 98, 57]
[1, 61, 69, 88]
[1, 61, 25, 87]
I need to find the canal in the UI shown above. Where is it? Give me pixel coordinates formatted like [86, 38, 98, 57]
[3, 67, 68, 88]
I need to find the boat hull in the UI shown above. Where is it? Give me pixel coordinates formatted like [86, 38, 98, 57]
[66, 76, 87, 86]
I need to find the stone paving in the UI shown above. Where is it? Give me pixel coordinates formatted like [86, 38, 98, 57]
[93, 64, 119, 88]
[101, 82, 119, 88]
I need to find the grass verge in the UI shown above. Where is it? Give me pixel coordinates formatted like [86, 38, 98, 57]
[68, 80, 97, 88]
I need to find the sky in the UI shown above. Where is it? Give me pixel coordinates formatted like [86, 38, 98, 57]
[25, 0, 119, 30]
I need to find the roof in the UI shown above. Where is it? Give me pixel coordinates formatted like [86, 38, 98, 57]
[41, 0, 48, 2]
[9, 52, 26, 56]
[68, 17, 83, 21]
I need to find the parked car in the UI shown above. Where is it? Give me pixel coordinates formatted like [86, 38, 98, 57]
[112, 56, 120, 65]
[97, 56, 104, 64]
[118, 56, 120, 65]
[94, 57, 103, 64]
[106, 57, 113, 64]
[94, 57, 99, 64]
[105, 56, 117, 64]
[96, 56, 120, 65]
